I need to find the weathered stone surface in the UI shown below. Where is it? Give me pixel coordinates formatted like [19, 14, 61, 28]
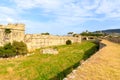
[0, 23, 25, 46]
[41, 48, 58, 54]
[25, 34, 81, 51]
[0, 23, 81, 51]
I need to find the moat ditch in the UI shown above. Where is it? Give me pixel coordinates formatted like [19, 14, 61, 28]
[49, 40, 104, 80]
[0, 40, 104, 80]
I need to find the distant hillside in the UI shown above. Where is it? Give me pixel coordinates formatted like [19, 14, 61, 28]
[101, 29, 120, 33]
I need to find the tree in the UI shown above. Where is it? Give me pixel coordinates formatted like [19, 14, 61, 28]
[68, 32, 74, 35]
[80, 31, 103, 37]
[3, 43, 16, 57]
[85, 30, 89, 33]
[66, 40, 72, 45]
[41, 32, 50, 35]
[80, 32, 89, 36]
[73, 34, 79, 37]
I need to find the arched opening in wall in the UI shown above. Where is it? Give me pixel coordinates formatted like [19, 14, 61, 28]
[89, 37, 94, 40]
[82, 37, 87, 40]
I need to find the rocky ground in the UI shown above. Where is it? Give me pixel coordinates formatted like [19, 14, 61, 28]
[64, 40, 120, 80]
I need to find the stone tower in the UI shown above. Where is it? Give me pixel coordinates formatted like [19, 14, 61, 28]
[0, 23, 25, 46]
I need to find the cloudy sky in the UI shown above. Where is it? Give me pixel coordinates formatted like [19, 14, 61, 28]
[0, 0, 120, 35]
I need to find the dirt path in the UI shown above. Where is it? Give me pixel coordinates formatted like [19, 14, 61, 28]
[65, 40, 120, 80]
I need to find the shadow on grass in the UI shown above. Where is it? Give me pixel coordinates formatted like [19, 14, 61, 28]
[49, 45, 100, 80]
[49, 61, 80, 80]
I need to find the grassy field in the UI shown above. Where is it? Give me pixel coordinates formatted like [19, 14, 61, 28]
[66, 40, 120, 80]
[0, 41, 98, 80]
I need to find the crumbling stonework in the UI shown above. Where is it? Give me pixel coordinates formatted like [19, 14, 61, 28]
[0, 23, 81, 51]
[25, 34, 81, 51]
[41, 48, 58, 54]
[0, 23, 25, 46]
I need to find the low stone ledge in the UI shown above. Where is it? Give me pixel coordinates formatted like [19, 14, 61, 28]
[41, 48, 59, 54]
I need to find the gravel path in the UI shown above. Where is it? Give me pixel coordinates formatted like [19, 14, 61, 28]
[64, 40, 120, 80]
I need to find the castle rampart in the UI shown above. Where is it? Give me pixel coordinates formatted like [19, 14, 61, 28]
[0, 23, 25, 46]
[24, 34, 81, 51]
[0, 23, 81, 51]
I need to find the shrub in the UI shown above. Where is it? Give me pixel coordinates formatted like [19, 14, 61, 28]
[66, 40, 72, 45]
[41, 32, 50, 35]
[5, 28, 11, 34]
[12, 41, 28, 55]
[0, 47, 4, 57]
[3, 43, 16, 57]
[0, 41, 28, 58]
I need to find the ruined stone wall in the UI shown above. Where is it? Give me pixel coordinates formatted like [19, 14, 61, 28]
[0, 25, 5, 46]
[0, 23, 81, 51]
[24, 34, 81, 51]
[0, 23, 25, 45]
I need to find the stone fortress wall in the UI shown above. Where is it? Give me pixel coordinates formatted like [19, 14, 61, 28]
[0, 23, 25, 46]
[25, 34, 81, 51]
[0, 23, 81, 51]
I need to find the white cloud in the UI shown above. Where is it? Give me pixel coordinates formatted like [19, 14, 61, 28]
[0, 6, 20, 24]
[11, 0, 62, 10]
[0, 6, 17, 16]
[6, 17, 14, 22]
[79, 0, 101, 10]
[95, 0, 120, 18]
[0, 0, 120, 34]
[11, 0, 120, 21]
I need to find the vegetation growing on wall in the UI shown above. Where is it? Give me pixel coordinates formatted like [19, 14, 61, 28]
[0, 41, 28, 58]
[4, 28, 11, 34]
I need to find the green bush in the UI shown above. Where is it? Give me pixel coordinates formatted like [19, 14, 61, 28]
[0, 47, 4, 57]
[0, 41, 28, 58]
[0, 43, 16, 58]
[3, 43, 16, 57]
[66, 40, 72, 45]
[12, 41, 28, 55]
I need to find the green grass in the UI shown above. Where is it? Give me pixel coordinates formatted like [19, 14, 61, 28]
[0, 41, 98, 80]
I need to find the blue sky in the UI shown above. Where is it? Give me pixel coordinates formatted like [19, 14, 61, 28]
[0, 0, 120, 35]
